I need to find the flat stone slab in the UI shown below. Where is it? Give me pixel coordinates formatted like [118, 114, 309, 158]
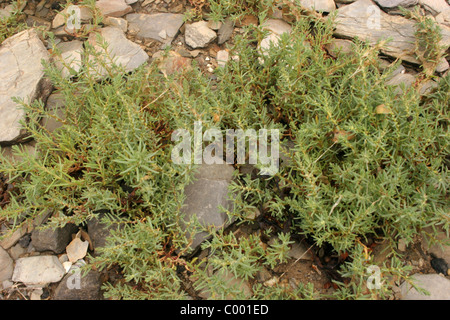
[96, 0, 133, 18]
[185, 21, 217, 49]
[333, 0, 450, 64]
[0, 247, 13, 283]
[12, 255, 66, 285]
[126, 13, 184, 44]
[54, 40, 84, 79]
[0, 29, 52, 144]
[400, 274, 450, 300]
[86, 26, 149, 77]
[181, 164, 235, 250]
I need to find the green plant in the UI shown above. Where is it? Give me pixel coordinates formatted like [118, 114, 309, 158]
[0, 1, 27, 43]
[1, 2, 449, 300]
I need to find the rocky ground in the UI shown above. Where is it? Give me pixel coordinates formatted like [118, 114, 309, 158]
[0, 0, 449, 300]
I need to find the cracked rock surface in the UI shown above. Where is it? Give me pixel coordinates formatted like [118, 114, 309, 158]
[0, 29, 52, 144]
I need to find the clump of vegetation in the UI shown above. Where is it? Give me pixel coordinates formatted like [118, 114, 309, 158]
[0, 1, 28, 43]
[0, 1, 449, 300]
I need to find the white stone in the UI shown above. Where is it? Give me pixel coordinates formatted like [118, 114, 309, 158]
[401, 274, 450, 300]
[12, 255, 66, 285]
[185, 21, 217, 49]
[66, 237, 89, 263]
[54, 40, 83, 79]
[299, 0, 336, 12]
[87, 27, 149, 78]
[216, 50, 229, 67]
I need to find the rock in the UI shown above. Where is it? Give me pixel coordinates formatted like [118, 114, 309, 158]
[126, 13, 184, 44]
[181, 164, 235, 251]
[333, 0, 450, 65]
[288, 242, 313, 260]
[386, 72, 416, 94]
[53, 268, 102, 300]
[66, 237, 89, 263]
[298, 0, 336, 12]
[436, 57, 450, 72]
[0, 29, 53, 144]
[400, 274, 450, 300]
[96, 0, 132, 18]
[12, 255, 66, 285]
[325, 38, 355, 57]
[0, 223, 29, 250]
[0, 246, 13, 283]
[41, 93, 66, 132]
[207, 20, 222, 30]
[86, 27, 149, 78]
[218, 18, 235, 45]
[398, 238, 407, 251]
[153, 51, 192, 76]
[31, 223, 78, 254]
[104, 16, 128, 32]
[259, 19, 292, 57]
[374, 0, 418, 8]
[417, 79, 438, 95]
[1, 140, 37, 164]
[199, 269, 252, 299]
[53, 40, 84, 79]
[87, 212, 122, 256]
[30, 288, 43, 300]
[422, 226, 450, 265]
[216, 50, 229, 67]
[26, 16, 52, 31]
[185, 21, 217, 49]
[419, 0, 450, 15]
[436, 8, 450, 27]
[8, 243, 26, 260]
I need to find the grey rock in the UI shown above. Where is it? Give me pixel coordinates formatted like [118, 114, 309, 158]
[288, 242, 313, 260]
[218, 18, 235, 45]
[436, 8, 450, 27]
[53, 269, 102, 300]
[374, 0, 418, 8]
[86, 27, 149, 78]
[386, 72, 416, 94]
[325, 38, 355, 57]
[12, 255, 66, 285]
[419, 0, 450, 15]
[8, 243, 26, 260]
[0, 246, 13, 283]
[54, 40, 84, 79]
[31, 223, 78, 254]
[259, 19, 292, 57]
[104, 16, 128, 32]
[181, 164, 235, 251]
[0, 29, 53, 144]
[400, 274, 450, 300]
[185, 21, 217, 49]
[0, 223, 29, 250]
[87, 213, 122, 256]
[42, 93, 66, 132]
[422, 226, 450, 265]
[333, 0, 450, 65]
[126, 13, 184, 44]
